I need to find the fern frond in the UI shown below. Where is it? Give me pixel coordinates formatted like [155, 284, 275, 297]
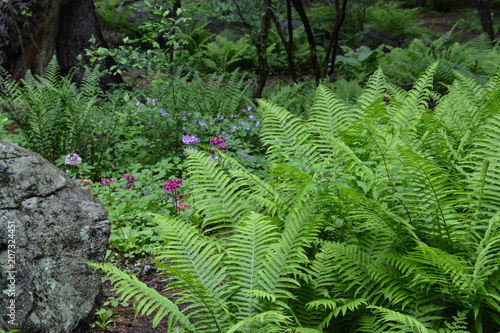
[308, 84, 360, 137]
[356, 67, 388, 113]
[87, 262, 194, 330]
[187, 150, 248, 233]
[151, 214, 231, 332]
[368, 305, 432, 333]
[391, 61, 438, 141]
[260, 100, 322, 164]
[225, 311, 290, 333]
[226, 212, 280, 321]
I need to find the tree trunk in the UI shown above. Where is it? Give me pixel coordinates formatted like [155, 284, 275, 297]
[269, 5, 298, 82]
[0, 0, 123, 89]
[322, 0, 348, 78]
[291, 0, 320, 83]
[286, 0, 298, 82]
[477, 0, 495, 41]
[252, 0, 272, 99]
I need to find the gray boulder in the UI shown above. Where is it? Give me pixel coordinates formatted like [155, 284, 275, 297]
[0, 140, 110, 333]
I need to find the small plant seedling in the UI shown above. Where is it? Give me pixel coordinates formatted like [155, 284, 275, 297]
[90, 308, 114, 330]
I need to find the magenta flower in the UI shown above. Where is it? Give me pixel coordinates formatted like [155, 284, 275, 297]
[164, 177, 183, 192]
[123, 174, 136, 189]
[210, 135, 227, 152]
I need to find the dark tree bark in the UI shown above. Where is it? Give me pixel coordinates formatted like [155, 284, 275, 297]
[477, 0, 495, 41]
[324, 0, 348, 78]
[291, 0, 320, 83]
[0, 0, 123, 89]
[286, 0, 298, 82]
[252, 0, 272, 99]
[269, 5, 298, 82]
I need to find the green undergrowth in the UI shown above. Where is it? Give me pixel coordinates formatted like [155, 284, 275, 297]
[89, 63, 500, 332]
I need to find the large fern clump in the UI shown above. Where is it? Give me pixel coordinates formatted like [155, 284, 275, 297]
[90, 62, 500, 332]
[379, 27, 500, 88]
[0, 57, 116, 165]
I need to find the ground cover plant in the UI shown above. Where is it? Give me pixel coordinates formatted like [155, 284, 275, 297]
[89, 63, 500, 332]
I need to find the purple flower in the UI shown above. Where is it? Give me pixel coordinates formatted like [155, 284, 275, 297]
[231, 114, 234, 118]
[146, 101, 150, 105]
[210, 121, 213, 125]
[152, 99, 156, 106]
[136, 101, 141, 106]
[160, 109, 167, 116]
[193, 121, 197, 125]
[242, 108, 246, 113]
[247, 106, 252, 111]
[246, 126, 250, 130]
[217, 113, 220, 118]
[225, 134, 230, 139]
[249, 114, 254, 119]
[255, 120, 260, 127]
[245, 155, 251, 159]
[232, 125, 237, 132]
[116, 194, 120, 198]
[143, 189, 147, 195]
[241, 151, 245, 156]
[183, 116, 187, 121]
[224, 119, 228, 122]
[195, 115, 199, 119]
[182, 134, 200, 144]
[199, 120, 206, 126]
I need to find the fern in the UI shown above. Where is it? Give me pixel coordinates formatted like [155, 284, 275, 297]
[90, 64, 500, 332]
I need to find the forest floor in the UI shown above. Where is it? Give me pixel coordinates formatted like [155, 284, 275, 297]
[87, 11, 481, 333]
[416, 12, 480, 41]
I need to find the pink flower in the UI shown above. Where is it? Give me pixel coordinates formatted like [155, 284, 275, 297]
[177, 203, 189, 210]
[65, 153, 82, 165]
